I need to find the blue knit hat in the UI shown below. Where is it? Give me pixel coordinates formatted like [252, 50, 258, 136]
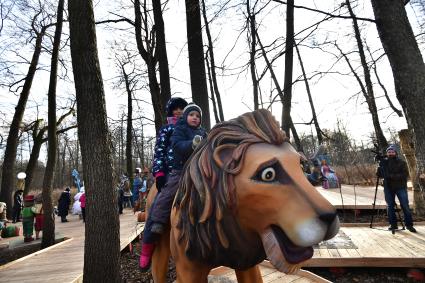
[182, 103, 202, 126]
[386, 145, 397, 153]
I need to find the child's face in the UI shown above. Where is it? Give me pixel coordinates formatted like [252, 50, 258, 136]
[187, 111, 201, 127]
[173, 108, 183, 118]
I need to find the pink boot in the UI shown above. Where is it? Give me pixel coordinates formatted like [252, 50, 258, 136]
[139, 243, 155, 272]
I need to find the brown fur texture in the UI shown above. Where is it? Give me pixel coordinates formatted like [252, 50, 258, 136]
[174, 109, 288, 269]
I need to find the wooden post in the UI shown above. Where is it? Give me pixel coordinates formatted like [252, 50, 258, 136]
[399, 129, 424, 213]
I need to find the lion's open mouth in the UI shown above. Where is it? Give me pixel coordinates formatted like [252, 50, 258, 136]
[260, 225, 313, 274]
[270, 225, 313, 263]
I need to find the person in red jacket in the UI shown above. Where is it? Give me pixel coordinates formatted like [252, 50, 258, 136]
[79, 192, 86, 223]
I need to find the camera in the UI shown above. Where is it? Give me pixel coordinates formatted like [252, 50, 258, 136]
[371, 143, 386, 163]
[371, 149, 385, 163]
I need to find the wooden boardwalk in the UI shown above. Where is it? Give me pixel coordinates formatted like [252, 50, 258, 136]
[315, 184, 414, 209]
[306, 225, 425, 268]
[0, 209, 143, 283]
[208, 262, 331, 283]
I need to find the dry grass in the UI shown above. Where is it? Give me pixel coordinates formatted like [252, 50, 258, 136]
[334, 164, 378, 186]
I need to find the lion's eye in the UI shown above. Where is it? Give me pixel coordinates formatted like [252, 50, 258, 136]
[260, 167, 276, 182]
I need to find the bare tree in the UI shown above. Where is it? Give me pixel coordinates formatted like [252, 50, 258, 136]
[152, 0, 171, 106]
[185, 0, 211, 129]
[344, 0, 388, 151]
[281, 0, 294, 136]
[201, 0, 224, 121]
[24, 108, 76, 195]
[134, 0, 164, 132]
[365, 43, 403, 117]
[0, 8, 53, 215]
[115, 51, 139, 184]
[295, 43, 323, 144]
[41, 0, 64, 248]
[246, 0, 259, 110]
[68, 0, 120, 281]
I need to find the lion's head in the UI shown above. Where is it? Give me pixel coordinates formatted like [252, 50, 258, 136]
[174, 109, 339, 273]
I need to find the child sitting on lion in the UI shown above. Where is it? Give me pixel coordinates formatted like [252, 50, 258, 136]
[140, 103, 207, 271]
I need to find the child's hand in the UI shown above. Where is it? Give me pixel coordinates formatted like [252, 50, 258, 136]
[192, 135, 203, 149]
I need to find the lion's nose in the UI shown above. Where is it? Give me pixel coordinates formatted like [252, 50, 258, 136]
[319, 212, 337, 224]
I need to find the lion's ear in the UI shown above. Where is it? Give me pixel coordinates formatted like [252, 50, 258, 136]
[213, 144, 237, 168]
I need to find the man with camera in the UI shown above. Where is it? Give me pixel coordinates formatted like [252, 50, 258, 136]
[377, 145, 416, 232]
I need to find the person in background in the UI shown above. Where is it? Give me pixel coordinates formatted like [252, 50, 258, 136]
[72, 188, 84, 217]
[22, 195, 35, 242]
[58, 187, 71, 222]
[117, 182, 124, 214]
[377, 145, 416, 232]
[132, 168, 143, 207]
[307, 159, 322, 186]
[12, 189, 23, 223]
[320, 159, 340, 189]
[32, 194, 44, 240]
[140, 103, 206, 271]
[140, 167, 151, 200]
[79, 191, 86, 222]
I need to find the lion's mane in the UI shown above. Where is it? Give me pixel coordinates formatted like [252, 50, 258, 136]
[174, 109, 287, 269]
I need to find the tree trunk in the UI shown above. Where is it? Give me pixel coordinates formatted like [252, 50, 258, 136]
[68, 0, 120, 281]
[134, 0, 164, 132]
[371, 0, 425, 215]
[205, 52, 220, 123]
[346, 0, 388, 151]
[281, 0, 294, 136]
[185, 0, 211, 129]
[123, 66, 133, 184]
[41, 0, 64, 248]
[290, 120, 303, 152]
[0, 26, 46, 216]
[295, 43, 323, 144]
[24, 127, 45, 196]
[152, 0, 171, 109]
[201, 0, 224, 121]
[247, 1, 259, 110]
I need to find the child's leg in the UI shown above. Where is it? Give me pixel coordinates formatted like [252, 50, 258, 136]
[150, 171, 181, 226]
[35, 230, 40, 239]
[139, 194, 162, 271]
[23, 219, 34, 241]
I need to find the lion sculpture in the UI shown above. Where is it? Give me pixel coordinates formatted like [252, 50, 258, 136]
[145, 109, 339, 283]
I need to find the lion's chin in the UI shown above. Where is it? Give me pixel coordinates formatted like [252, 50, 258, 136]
[260, 226, 313, 274]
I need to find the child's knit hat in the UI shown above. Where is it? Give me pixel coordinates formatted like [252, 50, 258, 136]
[166, 97, 188, 117]
[182, 103, 202, 126]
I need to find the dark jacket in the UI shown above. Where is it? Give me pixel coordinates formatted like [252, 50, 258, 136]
[152, 123, 176, 177]
[58, 191, 71, 217]
[13, 191, 23, 209]
[170, 118, 206, 171]
[378, 157, 409, 191]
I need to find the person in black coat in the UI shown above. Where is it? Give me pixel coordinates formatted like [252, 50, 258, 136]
[377, 145, 416, 232]
[58, 187, 71, 222]
[12, 189, 24, 223]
